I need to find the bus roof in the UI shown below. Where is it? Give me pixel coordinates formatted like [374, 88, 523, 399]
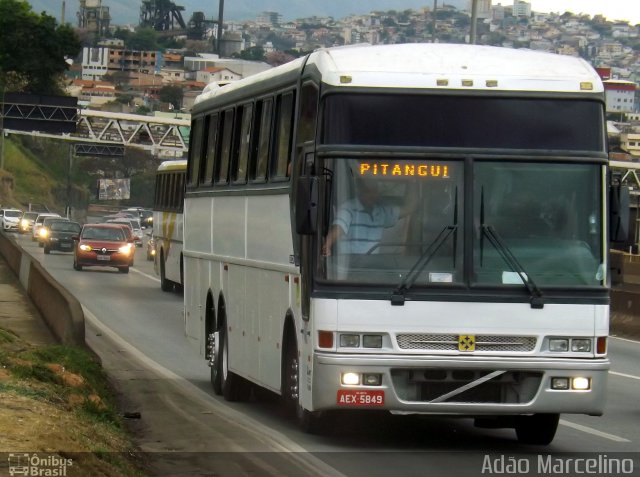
[157, 160, 187, 172]
[194, 44, 602, 109]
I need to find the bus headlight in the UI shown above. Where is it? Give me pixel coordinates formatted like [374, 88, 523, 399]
[341, 372, 361, 386]
[572, 377, 590, 390]
[340, 334, 360, 347]
[551, 377, 591, 391]
[363, 373, 382, 386]
[363, 335, 383, 348]
[551, 377, 570, 390]
[571, 339, 591, 352]
[549, 338, 569, 352]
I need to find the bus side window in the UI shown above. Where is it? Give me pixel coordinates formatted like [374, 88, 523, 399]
[201, 113, 219, 186]
[233, 103, 253, 184]
[252, 98, 273, 183]
[272, 91, 295, 181]
[216, 108, 234, 185]
[296, 82, 318, 145]
[187, 117, 204, 187]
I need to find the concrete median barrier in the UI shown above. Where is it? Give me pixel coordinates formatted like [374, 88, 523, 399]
[0, 231, 85, 346]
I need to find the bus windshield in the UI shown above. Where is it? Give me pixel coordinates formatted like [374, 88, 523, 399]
[318, 159, 603, 289]
[320, 158, 464, 286]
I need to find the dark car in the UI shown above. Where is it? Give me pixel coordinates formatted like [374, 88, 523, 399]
[43, 221, 82, 254]
[73, 224, 134, 273]
[38, 217, 70, 247]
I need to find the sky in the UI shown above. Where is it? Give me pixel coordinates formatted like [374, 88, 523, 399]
[530, 0, 640, 25]
[27, 0, 640, 26]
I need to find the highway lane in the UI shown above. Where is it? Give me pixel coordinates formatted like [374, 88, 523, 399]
[11, 232, 640, 475]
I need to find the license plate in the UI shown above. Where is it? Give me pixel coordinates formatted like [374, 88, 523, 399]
[337, 390, 385, 407]
[97, 255, 110, 261]
[60, 243, 71, 248]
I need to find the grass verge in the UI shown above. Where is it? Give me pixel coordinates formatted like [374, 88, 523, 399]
[0, 325, 147, 476]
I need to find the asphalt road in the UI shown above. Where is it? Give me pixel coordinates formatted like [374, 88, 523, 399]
[11, 231, 640, 476]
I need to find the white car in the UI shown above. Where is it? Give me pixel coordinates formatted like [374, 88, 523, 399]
[0, 208, 22, 232]
[108, 218, 144, 247]
[32, 213, 62, 241]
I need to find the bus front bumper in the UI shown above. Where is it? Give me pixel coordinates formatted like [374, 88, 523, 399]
[311, 353, 609, 416]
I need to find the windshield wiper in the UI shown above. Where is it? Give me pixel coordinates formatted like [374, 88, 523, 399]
[481, 224, 544, 309]
[391, 188, 458, 306]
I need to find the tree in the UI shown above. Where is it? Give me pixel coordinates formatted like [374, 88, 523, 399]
[0, 0, 81, 94]
[127, 28, 159, 51]
[158, 85, 183, 110]
[232, 46, 266, 62]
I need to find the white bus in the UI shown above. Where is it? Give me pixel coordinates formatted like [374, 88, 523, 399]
[152, 159, 186, 292]
[183, 44, 624, 444]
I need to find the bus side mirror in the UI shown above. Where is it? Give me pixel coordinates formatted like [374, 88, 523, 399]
[610, 183, 629, 243]
[296, 176, 318, 235]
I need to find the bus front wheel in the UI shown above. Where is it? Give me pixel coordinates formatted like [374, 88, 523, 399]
[283, 336, 323, 434]
[515, 413, 559, 445]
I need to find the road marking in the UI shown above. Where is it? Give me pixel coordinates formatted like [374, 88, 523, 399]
[82, 307, 347, 477]
[130, 267, 160, 282]
[610, 335, 640, 345]
[610, 370, 640, 381]
[559, 419, 631, 442]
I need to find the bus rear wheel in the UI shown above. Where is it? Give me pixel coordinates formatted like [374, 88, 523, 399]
[220, 324, 243, 401]
[160, 250, 173, 292]
[208, 329, 222, 395]
[515, 413, 559, 445]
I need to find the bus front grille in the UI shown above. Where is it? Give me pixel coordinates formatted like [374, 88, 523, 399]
[396, 334, 536, 353]
[391, 369, 543, 404]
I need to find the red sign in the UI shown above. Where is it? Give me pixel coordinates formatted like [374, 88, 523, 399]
[337, 390, 385, 406]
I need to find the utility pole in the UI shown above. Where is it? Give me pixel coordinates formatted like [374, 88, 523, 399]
[217, 0, 225, 57]
[67, 144, 73, 218]
[0, 86, 5, 171]
[470, 0, 478, 45]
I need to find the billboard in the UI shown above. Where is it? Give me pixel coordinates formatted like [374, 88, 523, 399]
[97, 179, 130, 200]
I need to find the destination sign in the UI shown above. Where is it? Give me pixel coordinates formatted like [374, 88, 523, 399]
[359, 162, 450, 178]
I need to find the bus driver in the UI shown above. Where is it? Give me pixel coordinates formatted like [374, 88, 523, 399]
[322, 179, 416, 256]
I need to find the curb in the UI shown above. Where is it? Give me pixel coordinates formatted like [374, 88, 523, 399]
[0, 230, 85, 347]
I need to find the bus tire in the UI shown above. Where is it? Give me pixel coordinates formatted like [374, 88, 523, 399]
[220, 324, 242, 401]
[515, 413, 559, 445]
[160, 250, 173, 292]
[282, 335, 323, 434]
